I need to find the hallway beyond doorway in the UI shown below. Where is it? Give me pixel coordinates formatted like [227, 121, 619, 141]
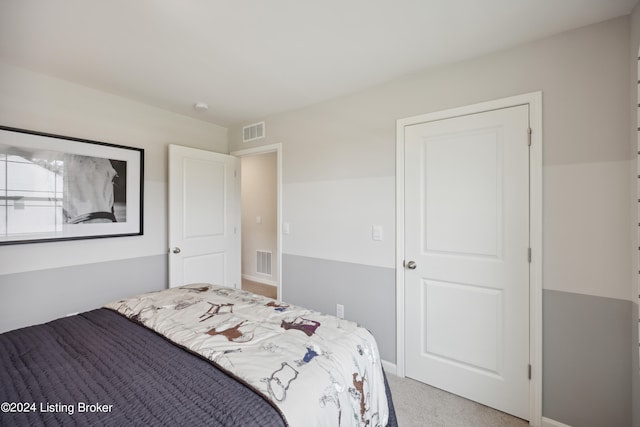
[242, 278, 277, 300]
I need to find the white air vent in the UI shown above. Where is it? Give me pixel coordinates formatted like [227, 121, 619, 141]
[243, 121, 265, 142]
[256, 250, 272, 276]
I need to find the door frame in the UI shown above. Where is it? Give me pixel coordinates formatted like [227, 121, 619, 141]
[395, 92, 543, 426]
[231, 143, 283, 300]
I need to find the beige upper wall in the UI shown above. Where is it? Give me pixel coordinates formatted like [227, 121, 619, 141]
[0, 60, 228, 275]
[0, 16, 632, 300]
[230, 16, 633, 301]
[230, 16, 631, 173]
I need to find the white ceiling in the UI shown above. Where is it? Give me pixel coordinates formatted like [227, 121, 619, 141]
[0, 0, 636, 127]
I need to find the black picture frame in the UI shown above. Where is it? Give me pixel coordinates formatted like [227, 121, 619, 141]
[0, 126, 144, 245]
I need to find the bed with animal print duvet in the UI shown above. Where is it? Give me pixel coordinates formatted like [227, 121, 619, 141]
[1, 284, 397, 426]
[106, 284, 394, 427]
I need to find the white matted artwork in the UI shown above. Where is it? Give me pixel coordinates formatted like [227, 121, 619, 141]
[0, 126, 143, 245]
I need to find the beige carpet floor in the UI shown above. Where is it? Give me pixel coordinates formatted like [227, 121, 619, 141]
[386, 373, 529, 427]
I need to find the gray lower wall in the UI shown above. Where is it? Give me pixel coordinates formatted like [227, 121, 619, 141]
[282, 254, 396, 363]
[2, 254, 636, 425]
[543, 289, 632, 427]
[283, 256, 636, 425]
[0, 254, 167, 333]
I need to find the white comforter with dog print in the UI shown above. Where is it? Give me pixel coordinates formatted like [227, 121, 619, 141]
[105, 284, 389, 427]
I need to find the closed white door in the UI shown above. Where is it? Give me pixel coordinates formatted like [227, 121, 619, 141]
[168, 144, 240, 288]
[404, 105, 530, 419]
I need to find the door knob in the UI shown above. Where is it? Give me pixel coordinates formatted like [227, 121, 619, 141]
[405, 260, 417, 270]
[171, 247, 181, 254]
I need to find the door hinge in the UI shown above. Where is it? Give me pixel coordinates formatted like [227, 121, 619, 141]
[528, 364, 532, 380]
[528, 247, 532, 263]
[527, 127, 532, 147]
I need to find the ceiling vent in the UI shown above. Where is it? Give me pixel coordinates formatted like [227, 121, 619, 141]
[242, 121, 265, 142]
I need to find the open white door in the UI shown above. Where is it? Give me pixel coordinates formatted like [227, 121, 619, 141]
[403, 105, 531, 419]
[168, 144, 240, 288]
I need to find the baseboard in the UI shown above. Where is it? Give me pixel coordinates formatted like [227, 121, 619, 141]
[381, 359, 397, 376]
[242, 274, 278, 287]
[541, 417, 571, 427]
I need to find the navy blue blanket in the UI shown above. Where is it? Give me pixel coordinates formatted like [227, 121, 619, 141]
[0, 308, 397, 426]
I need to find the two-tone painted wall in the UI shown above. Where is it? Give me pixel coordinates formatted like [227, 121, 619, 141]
[0, 61, 228, 332]
[230, 16, 637, 427]
[0, 12, 637, 427]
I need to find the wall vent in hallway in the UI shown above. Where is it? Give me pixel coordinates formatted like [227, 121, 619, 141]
[256, 250, 272, 276]
[243, 122, 265, 142]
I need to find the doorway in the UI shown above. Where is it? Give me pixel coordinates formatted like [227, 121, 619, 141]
[396, 93, 543, 424]
[232, 144, 282, 300]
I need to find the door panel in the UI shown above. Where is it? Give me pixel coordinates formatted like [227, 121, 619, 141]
[182, 252, 226, 286]
[169, 144, 240, 289]
[404, 105, 530, 419]
[423, 279, 503, 373]
[183, 158, 226, 238]
[423, 127, 502, 257]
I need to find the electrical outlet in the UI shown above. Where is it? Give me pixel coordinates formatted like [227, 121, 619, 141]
[336, 304, 344, 319]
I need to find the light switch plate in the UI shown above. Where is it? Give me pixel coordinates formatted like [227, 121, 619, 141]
[372, 225, 383, 241]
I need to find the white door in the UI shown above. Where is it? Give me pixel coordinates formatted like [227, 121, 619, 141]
[168, 144, 240, 289]
[404, 105, 530, 419]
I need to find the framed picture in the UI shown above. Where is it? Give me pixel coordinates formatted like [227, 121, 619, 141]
[0, 126, 144, 245]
